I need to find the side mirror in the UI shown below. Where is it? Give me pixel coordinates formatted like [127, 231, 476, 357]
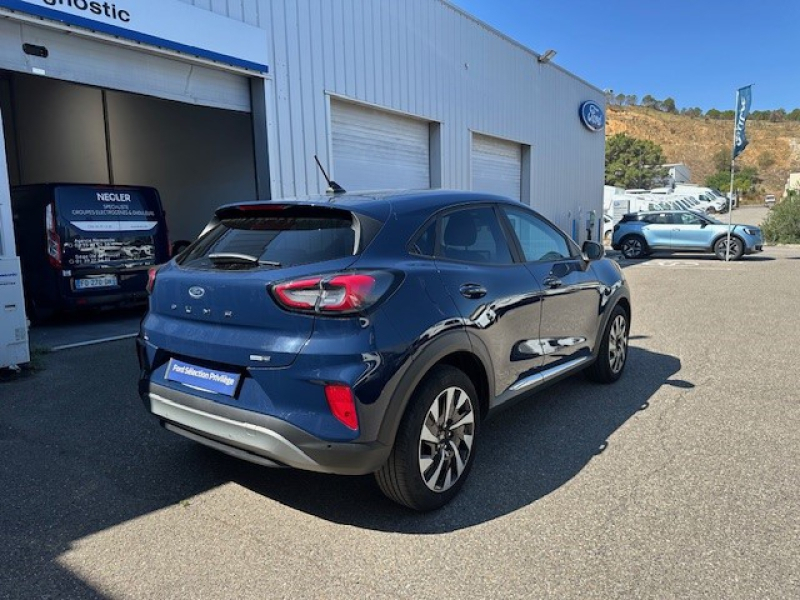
[700, 222, 708, 228]
[582, 240, 604, 261]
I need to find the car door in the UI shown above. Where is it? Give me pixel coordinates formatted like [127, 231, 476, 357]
[431, 205, 544, 398]
[670, 211, 712, 250]
[641, 212, 674, 249]
[500, 205, 603, 372]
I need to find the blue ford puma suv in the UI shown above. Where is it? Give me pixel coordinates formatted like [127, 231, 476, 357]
[137, 191, 631, 511]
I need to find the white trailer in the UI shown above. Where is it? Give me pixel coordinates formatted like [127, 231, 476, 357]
[0, 109, 30, 369]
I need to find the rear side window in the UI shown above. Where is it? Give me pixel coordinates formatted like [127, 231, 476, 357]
[180, 207, 363, 269]
[411, 221, 437, 257]
[439, 207, 513, 265]
[642, 213, 671, 225]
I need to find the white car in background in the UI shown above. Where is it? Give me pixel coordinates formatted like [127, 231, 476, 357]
[603, 213, 614, 243]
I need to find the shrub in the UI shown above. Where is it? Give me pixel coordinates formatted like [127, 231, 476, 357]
[762, 192, 800, 244]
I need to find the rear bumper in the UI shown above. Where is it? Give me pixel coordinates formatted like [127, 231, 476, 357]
[62, 289, 148, 309]
[140, 382, 391, 476]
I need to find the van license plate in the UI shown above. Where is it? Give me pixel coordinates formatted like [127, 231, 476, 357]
[75, 275, 118, 290]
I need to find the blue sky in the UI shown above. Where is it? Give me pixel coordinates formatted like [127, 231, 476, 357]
[449, 0, 799, 112]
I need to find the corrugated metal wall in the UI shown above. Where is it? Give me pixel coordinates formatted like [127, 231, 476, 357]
[177, 0, 605, 237]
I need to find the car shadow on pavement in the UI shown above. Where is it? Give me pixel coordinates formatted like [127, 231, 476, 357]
[614, 253, 776, 266]
[0, 342, 679, 597]
[227, 345, 682, 533]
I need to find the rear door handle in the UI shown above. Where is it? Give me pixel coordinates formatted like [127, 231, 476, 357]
[459, 283, 487, 299]
[542, 276, 562, 288]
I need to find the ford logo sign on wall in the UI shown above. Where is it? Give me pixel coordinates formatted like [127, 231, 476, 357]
[188, 286, 205, 299]
[579, 101, 605, 132]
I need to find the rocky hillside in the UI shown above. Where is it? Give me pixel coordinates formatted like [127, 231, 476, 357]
[606, 106, 800, 198]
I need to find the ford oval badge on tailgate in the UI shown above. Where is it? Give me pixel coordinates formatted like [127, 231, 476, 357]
[188, 286, 205, 299]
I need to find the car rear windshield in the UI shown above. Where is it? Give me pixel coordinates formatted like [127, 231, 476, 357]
[179, 206, 372, 270]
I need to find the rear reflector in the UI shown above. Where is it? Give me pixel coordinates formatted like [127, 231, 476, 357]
[324, 384, 358, 430]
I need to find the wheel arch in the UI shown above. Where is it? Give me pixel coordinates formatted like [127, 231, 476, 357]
[375, 332, 493, 450]
[710, 232, 745, 251]
[621, 232, 648, 246]
[591, 291, 632, 362]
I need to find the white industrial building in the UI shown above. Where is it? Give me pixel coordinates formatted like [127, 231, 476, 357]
[0, 0, 606, 366]
[0, 0, 605, 366]
[0, 0, 605, 239]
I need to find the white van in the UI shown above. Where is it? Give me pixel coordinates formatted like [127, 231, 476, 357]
[673, 185, 728, 213]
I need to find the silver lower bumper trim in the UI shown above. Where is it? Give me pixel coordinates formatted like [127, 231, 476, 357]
[149, 393, 318, 470]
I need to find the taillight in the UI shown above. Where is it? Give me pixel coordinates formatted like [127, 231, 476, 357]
[45, 203, 62, 269]
[324, 384, 358, 430]
[271, 271, 394, 314]
[146, 267, 158, 294]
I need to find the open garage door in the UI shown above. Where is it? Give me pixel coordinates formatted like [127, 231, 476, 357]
[331, 100, 431, 191]
[1, 72, 257, 242]
[471, 133, 522, 202]
[0, 18, 251, 112]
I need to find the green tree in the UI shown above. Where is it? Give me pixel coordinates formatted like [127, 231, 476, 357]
[762, 191, 800, 243]
[605, 133, 668, 188]
[625, 94, 638, 106]
[706, 166, 760, 195]
[706, 108, 722, 119]
[770, 109, 787, 122]
[713, 148, 731, 172]
[641, 94, 657, 108]
[787, 108, 800, 121]
[662, 97, 677, 113]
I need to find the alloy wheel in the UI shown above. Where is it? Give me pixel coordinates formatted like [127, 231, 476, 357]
[608, 314, 628, 374]
[418, 386, 475, 493]
[622, 237, 644, 259]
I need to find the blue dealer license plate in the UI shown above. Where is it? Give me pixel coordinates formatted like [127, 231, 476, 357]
[165, 359, 241, 397]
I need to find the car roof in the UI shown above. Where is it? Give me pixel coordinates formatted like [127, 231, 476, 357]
[627, 210, 695, 215]
[215, 189, 522, 220]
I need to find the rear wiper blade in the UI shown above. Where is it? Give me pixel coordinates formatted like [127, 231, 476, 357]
[209, 252, 259, 263]
[208, 253, 281, 267]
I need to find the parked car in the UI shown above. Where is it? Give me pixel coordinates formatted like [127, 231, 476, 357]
[765, 194, 776, 208]
[612, 210, 763, 261]
[603, 213, 614, 243]
[673, 185, 728, 213]
[137, 191, 631, 511]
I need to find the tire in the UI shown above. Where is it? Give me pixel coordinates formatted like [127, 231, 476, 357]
[707, 207, 717, 214]
[620, 235, 648, 259]
[375, 365, 480, 511]
[26, 299, 55, 324]
[585, 304, 629, 384]
[713, 236, 744, 261]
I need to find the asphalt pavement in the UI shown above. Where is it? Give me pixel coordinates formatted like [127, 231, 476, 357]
[1, 229, 798, 599]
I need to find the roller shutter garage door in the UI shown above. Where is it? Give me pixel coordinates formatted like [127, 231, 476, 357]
[331, 100, 430, 191]
[0, 19, 251, 112]
[471, 133, 522, 201]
